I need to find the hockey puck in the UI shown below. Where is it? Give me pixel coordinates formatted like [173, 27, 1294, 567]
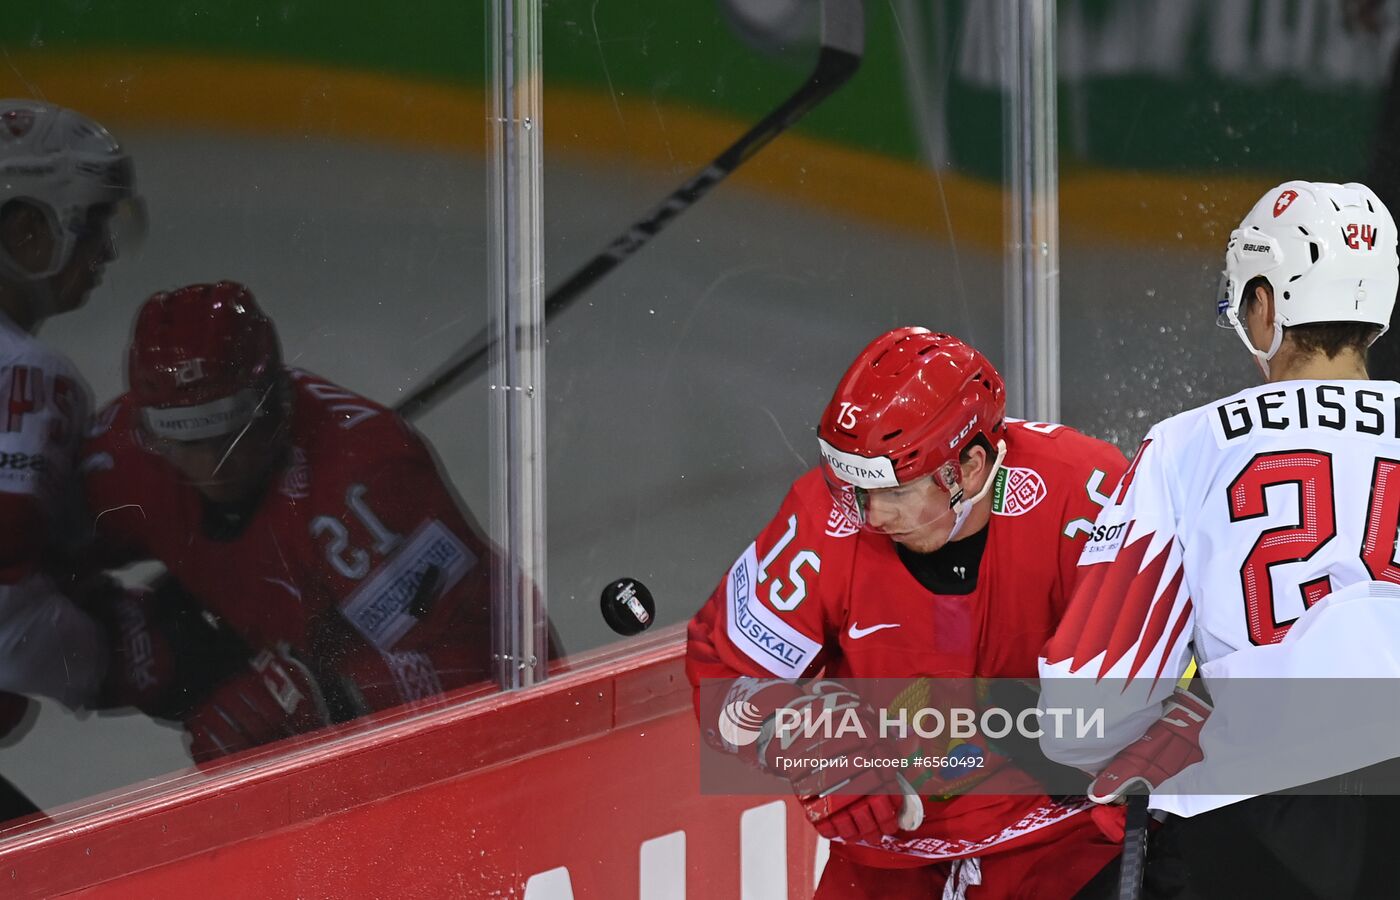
[600, 578, 656, 636]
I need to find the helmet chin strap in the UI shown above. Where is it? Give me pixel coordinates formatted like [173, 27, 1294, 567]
[1232, 318, 1283, 379]
[947, 439, 1008, 542]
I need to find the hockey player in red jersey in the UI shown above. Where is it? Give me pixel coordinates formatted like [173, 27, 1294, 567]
[1040, 181, 1400, 897]
[687, 328, 1129, 898]
[82, 282, 495, 761]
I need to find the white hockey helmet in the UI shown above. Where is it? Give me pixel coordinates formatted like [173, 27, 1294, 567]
[1217, 181, 1399, 366]
[0, 99, 142, 284]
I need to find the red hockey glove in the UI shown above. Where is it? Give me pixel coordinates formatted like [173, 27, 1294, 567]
[98, 586, 182, 714]
[89, 578, 250, 719]
[1089, 689, 1212, 804]
[754, 681, 923, 844]
[184, 643, 332, 762]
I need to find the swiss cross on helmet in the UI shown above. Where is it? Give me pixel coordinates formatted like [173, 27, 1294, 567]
[1218, 180, 1399, 369]
[818, 328, 1007, 536]
[128, 281, 283, 443]
[0, 100, 143, 285]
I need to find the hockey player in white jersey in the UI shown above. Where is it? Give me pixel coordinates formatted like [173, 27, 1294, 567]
[1039, 181, 1400, 897]
[0, 101, 140, 719]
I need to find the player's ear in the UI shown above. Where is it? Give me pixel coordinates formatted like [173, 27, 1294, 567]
[960, 442, 989, 484]
[1251, 281, 1276, 328]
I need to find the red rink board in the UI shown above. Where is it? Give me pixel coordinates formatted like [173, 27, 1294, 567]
[0, 635, 819, 898]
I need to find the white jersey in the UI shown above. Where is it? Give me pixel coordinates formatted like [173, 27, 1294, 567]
[0, 314, 104, 707]
[1038, 379, 1400, 790]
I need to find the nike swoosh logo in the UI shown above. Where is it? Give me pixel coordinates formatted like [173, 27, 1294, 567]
[848, 622, 901, 640]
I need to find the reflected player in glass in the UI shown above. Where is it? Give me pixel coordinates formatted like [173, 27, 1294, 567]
[0, 100, 141, 819]
[687, 328, 1130, 898]
[83, 281, 498, 762]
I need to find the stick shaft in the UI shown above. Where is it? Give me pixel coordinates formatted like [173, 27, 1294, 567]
[394, 4, 864, 420]
[1117, 793, 1150, 900]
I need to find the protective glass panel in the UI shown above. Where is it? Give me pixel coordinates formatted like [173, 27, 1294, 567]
[541, 1, 1011, 660]
[1056, 0, 1398, 445]
[0, 1, 497, 838]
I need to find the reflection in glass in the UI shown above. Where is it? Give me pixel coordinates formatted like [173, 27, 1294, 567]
[0, 2, 496, 826]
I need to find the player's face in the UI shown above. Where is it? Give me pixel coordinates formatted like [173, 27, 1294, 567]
[860, 447, 993, 553]
[151, 401, 288, 505]
[50, 204, 118, 315]
[862, 476, 960, 553]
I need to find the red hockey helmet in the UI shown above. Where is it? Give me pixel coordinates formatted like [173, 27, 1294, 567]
[818, 328, 1006, 533]
[128, 281, 283, 444]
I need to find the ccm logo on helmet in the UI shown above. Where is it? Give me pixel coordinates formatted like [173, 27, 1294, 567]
[1273, 189, 1298, 217]
[947, 415, 978, 449]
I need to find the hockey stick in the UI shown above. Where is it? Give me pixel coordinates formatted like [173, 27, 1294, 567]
[1117, 793, 1149, 900]
[394, 0, 866, 420]
[1116, 657, 1200, 899]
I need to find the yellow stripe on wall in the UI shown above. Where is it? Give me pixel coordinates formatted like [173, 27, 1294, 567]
[0, 51, 1269, 252]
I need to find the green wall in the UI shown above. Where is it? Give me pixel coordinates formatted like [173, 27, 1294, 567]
[0, 1, 1387, 181]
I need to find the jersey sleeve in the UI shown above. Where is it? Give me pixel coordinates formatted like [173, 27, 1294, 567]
[0, 358, 89, 498]
[0, 355, 105, 704]
[1052, 437, 1130, 620]
[78, 398, 155, 570]
[686, 476, 838, 685]
[1037, 427, 1196, 770]
[0, 356, 92, 562]
[0, 572, 107, 707]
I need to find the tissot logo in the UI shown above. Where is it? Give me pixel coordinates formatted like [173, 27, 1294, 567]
[1087, 522, 1127, 544]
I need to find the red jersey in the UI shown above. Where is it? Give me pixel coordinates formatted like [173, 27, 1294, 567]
[687, 420, 1127, 867]
[81, 368, 493, 711]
